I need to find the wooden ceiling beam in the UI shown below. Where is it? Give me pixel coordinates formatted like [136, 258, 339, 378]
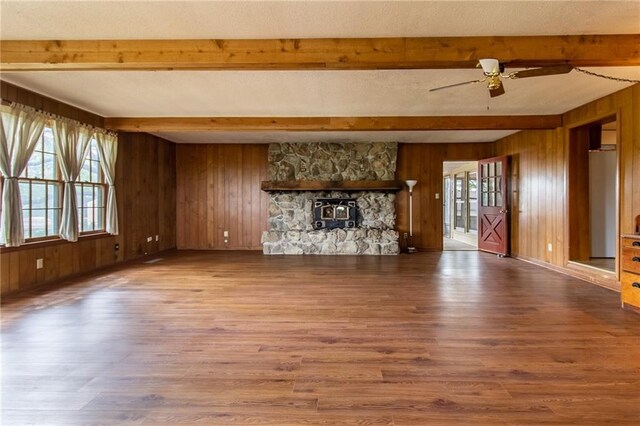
[2, 35, 638, 71]
[104, 115, 563, 132]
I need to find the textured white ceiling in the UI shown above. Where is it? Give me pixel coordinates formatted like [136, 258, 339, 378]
[2, 1, 639, 39]
[443, 161, 476, 175]
[2, 67, 638, 119]
[151, 130, 517, 144]
[1, 1, 638, 144]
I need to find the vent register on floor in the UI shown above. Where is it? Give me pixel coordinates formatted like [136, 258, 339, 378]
[261, 142, 400, 255]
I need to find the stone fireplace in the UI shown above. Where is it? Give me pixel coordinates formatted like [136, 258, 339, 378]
[261, 142, 400, 255]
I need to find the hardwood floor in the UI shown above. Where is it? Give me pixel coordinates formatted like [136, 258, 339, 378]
[2, 250, 639, 425]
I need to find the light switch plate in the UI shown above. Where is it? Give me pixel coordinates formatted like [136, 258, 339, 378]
[36, 258, 44, 269]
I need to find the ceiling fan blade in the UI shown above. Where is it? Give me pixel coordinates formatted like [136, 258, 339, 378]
[509, 65, 574, 79]
[429, 79, 484, 92]
[489, 84, 506, 98]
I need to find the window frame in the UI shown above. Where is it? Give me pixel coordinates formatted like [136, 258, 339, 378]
[454, 173, 466, 231]
[18, 127, 63, 242]
[76, 138, 107, 235]
[467, 171, 478, 234]
[18, 176, 63, 242]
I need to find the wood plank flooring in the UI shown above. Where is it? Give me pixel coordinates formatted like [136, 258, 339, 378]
[2, 250, 639, 425]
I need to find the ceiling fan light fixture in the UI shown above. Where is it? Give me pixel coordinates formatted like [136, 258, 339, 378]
[487, 75, 502, 90]
[479, 58, 500, 75]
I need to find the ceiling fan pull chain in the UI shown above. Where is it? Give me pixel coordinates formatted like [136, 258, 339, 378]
[574, 68, 640, 84]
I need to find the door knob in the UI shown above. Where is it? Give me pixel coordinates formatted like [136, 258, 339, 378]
[500, 209, 508, 214]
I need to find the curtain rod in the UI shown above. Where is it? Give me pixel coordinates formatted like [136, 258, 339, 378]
[0, 98, 117, 137]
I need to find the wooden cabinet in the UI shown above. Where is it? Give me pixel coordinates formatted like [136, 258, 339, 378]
[621, 235, 640, 310]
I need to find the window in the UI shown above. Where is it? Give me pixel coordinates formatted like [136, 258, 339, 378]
[76, 139, 105, 233]
[480, 161, 503, 208]
[443, 175, 451, 237]
[18, 127, 62, 239]
[2, 105, 116, 247]
[452, 171, 478, 234]
[16, 130, 106, 242]
[468, 172, 478, 233]
[454, 174, 465, 230]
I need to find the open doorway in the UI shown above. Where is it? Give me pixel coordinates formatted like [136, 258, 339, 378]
[443, 161, 478, 251]
[568, 117, 618, 273]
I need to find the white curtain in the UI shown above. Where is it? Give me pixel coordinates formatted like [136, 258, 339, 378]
[95, 131, 118, 235]
[53, 119, 92, 242]
[0, 104, 47, 247]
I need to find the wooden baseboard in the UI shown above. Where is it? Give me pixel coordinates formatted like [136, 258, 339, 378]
[176, 246, 263, 251]
[1, 247, 177, 300]
[622, 302, 640, 314]
[513, 254, 620, 293]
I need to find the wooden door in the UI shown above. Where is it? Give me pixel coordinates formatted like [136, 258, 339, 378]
[478, 156, 509, 256]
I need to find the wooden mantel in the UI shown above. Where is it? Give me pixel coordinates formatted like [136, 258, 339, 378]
[261, 180, 404, 192]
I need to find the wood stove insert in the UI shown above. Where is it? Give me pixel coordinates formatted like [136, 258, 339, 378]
[313, 199, 357, 230]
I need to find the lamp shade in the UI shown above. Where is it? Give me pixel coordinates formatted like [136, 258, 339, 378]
[479, 58, 500, 74]
[405, 180, 418, 189]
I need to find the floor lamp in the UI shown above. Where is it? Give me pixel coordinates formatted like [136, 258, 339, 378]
[406, 180, 418, 253]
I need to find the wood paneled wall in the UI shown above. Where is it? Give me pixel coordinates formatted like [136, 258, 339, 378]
[176, 144, 269, 250]
[0, 82, 176, 295]
[395, 143, 495, 251]
[118, 132, 177, 258]
[492, 129, 565, 265]
[3, 80, 638, 295]
[176, 142, 494, 252]
[563, 84, 639, 240]
[494, 84, 640, 289]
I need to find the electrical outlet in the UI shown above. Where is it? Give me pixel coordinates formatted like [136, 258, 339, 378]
[36, 258, 44, 269]
[403, 232, 408, 239]
[155, 235, 159, 242]
[435, 193, 440, 199]
[223, 231, 229, 237]
[147, 236, 152, 242]
[548, 243, 553, 252]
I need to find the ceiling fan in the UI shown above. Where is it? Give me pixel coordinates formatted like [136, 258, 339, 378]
[430, 59, 574, 98]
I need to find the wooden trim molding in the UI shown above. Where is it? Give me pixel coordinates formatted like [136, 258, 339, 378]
[105, 115, 563, 132]
[261, 180, 404, 192]
[0, 232, 111, 253]
[1, 248, 176, 298]
[514, 254, 620, 293]
[2, 35, 639, 71]
[622, 302, 640, 314]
